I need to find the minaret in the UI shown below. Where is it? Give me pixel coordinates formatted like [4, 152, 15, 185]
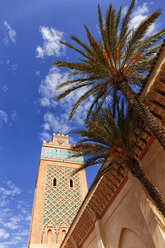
[28, 132, 88, 248]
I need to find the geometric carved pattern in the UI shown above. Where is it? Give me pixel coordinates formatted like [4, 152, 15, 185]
[43, 165, 81, 230]
[41, 147, 84, 163]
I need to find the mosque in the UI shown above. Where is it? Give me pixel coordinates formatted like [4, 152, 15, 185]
[28, 41, 165, 248]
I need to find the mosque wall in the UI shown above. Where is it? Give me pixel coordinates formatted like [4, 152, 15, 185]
[141, 139, 165, 198]
[74, 44, 165, 248]
[81, 229, 97, 248]
[80, 173, 165, 248]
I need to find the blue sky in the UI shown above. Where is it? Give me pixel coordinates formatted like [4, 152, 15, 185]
[0, 0, 165, 247]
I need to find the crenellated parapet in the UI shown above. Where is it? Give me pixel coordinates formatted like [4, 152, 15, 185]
[41, 132, 83, 164]
[43, 131, 70, 148]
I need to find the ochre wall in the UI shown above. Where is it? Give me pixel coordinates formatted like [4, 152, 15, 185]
[29, 244, 59, 248]
[118, 228, 147, 248]
[28, 157, 88, 247]
[81, 230, 97, 248]
[79, 175, 165, 248]
[141, 139, 165, 198]
[28, 160, 47, 244]
[102, 179, 155, 248]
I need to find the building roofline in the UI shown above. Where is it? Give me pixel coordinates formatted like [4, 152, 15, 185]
[60, 39, 165, 248]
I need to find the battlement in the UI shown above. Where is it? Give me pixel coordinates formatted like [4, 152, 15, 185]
[41, 132, 83, 164]
[43, 132, 70, 148]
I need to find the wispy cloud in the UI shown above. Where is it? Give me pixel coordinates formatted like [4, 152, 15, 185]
[4, 216, 22, 230]
[36, 26, 65, 58]
[11, 111, 17, 122]
[0, 181, 32, 248]
[0, 181, 21, 207]
[0, 229, 10, 240]
[35, 71, 40, 76]
[0, 110, 8, 125]
[130, 2, 157, 35]
[0, 110, 18, 127]
[39, 67, 68, 107]
[3, 21, 16, 46]
[39, 67, 94, 142]
[7, 64, 18, 71]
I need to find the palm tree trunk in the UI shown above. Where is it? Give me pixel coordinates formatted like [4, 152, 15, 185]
[126, 157, 165, 218]
[119, 80, 165, 150]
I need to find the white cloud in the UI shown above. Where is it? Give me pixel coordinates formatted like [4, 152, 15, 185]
[39, 67, 68, 107]
[39, 67, 94, 142]
[122, 6, 128, 16]
[40, 131, 51, 141]
[3, 21, 16, 46]
[24, 215, 31, 222]
[130, 2, 157, 35]
[36, 26, 65, 58]
[43, 112, 69, 133]
[0, 229, 9, 240]
[0, 181, 21, 207]
[10, 111, 17, 122]
[0, 181, 32, 248]
[38, 3, 159, 143]
[4, 215, 23, 230]
[8, 64, 18, 71]
[0, 110, 18, 127]
[0, 181, 21, 196]
[0, 110, 8, 124]
[17, 200, 30, 214]
[35, 70, 40, 76]
[0, 236, 23, 248]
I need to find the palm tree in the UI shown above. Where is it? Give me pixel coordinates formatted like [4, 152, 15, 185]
[54, 0, 165, 149]
[71, 102, 165, 217]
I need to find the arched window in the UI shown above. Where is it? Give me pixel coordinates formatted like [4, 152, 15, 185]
[70, 179, 73, 188]
[47, 229, 52, 244]
[62, 230, 66, 240]
[53, 178, 56, 187]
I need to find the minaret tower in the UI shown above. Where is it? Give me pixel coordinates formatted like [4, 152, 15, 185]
[28, 132, 88, 248]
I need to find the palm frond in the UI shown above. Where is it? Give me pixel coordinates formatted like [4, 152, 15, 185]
[119, 0, 135, 49]
[71, 97, 141, 175]
[70, 35, 93, 55]
[122, 9, 161, 68]
[56, 76, 100, 90]
[56, 82, 93, 101]
[54, 0, 164, 122]
[60, 41, 91, 59]
[69, 88, 94, 119]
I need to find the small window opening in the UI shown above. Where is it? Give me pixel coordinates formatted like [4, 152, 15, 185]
[53, 178, 56, 186]
[62, 230, 66, 240]
[70, 179, 73, 188]
[47, 229, 52, 244]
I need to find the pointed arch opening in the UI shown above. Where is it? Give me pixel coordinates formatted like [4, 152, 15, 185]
[62, 229, 66, 241]
[70, 179, 73, 188]
[47, 229, 52, 244]
[53, 178, 56, 187]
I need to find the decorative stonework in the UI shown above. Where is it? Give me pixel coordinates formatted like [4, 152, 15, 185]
[41, 147, 83, 164]
[28, 132, 88, 247]
[42, 165, 81, 231]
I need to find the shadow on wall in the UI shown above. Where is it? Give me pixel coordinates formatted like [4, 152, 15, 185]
[118, 228, 147, 248]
